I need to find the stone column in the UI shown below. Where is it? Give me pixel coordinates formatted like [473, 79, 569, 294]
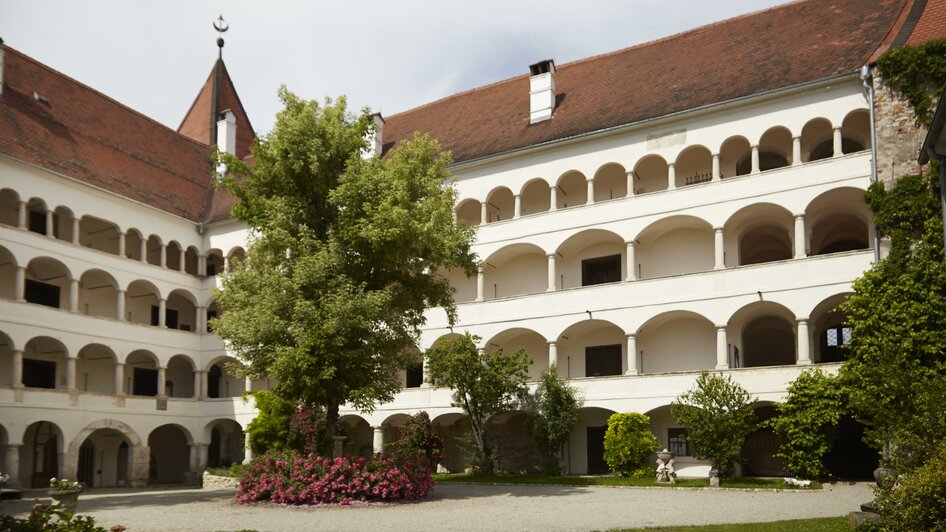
[71, 218, 80, 245]
[116, 290, 126, 321]
[4, 444, 22, 488]
[12, 349, 23, 387]
[118, 231, 126, 257]
[69, 278, 79, 312]
[66, 355, 77, 390]
[243, 432, 253, 465]
[45, 209, 54, 238]
[546, 253, 557, 291]
[751, 145, 760, 174]
[796, 319, 812, 365]
[625, 242, 636, 281]
[157, 366, 167, 398]
[196, 306, 206, 333]
[245, 375, 252, 393]
[792, 135, 802, 165]
[480, 202, 488, 225]
[548, 341, 557, 369]
[198, 254, 207, 275]
[626, 171, 635, 196]
[139, 239, 147, 263]
[667, 163, 676, 190]
[714, 227, 725, 269]
[832, 126, 843, 157]
[188, 443, 209, 479]
[549, 185, 558, 211]
[159, 244, 167, 268]
[179, 247, 186, 270]
[14, 266, 25, 301]
[476, 264, 485, 302]
[712, 153, 721, 181]
[586, 178, 595, 205]
[114, 362, 125, 395]
[17, 201, 27, 229]
[625, 334, 639, 375]
[200, 370, 209, 400]
[158, 298, 167, 327]
[193, 371, 202, 399]
[793, 214, 807, 258]
[421, 355, 431, 388]
[513, 194, 521, 219]
[716, 326, 729, 369]
[372, 426, 384, 455]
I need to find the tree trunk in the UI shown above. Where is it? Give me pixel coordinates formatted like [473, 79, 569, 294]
[470, 418, 492, 473]
[326, 399, 339, 448]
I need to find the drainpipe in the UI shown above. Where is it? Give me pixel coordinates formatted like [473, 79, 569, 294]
[860, 65, 881, 263]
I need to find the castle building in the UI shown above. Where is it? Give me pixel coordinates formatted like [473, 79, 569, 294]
[1, 0, 944, 486]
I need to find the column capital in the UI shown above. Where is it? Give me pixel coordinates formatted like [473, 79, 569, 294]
[713, 226, 724, 233]
[188, 442, 210, 449]
[833, 125, 842, 131]
[794, 213, 805, 220]
[711, 152, 720, 158]
[716, 325, 727, 331]
[792, 135, 802, 140]
[547, 252, 557, 258]
[796, 317, 810, 324]
[513, 193, 521, 198]
[751, 143, 760, 149]
[625, 240, 635, 247]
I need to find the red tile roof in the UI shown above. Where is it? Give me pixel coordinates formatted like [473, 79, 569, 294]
[906, 0, 946, 45]
[178, 58, 255, 160]
[382, 0, 915, 164]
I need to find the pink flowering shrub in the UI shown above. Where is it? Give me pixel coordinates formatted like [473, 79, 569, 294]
[236, 452, 433, 505]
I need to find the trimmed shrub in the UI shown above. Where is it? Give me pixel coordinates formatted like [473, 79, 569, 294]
[236, 452, 433, 505]
[875, 439, 946, 531]
[603, 413, 659, 477]
[385, 411, 443, 467]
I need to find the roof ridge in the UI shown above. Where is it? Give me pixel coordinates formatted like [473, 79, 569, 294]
[6, 46, 212, 151]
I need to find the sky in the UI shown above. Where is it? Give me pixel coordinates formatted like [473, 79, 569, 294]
[1, 1, 787, 135]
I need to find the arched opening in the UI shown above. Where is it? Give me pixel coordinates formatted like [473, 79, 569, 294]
[810, 293, 853, 364]
[557, 320, 626, 379]
[742, 403, 787, 477]
[556, 170, 588, 209]
[206, 419, 244, 468]
[491, 410, 544, 473]
[53, 206, 74, 243]
[637, 311, 715, 374]
[824, 417, 878, 479]
[207, 358, 245, 398]
[165, 241, 182, 271]
[675, 146, 712, 187]
[23, 336, 68, 389]
[184, 246, 199, 275]
[400, 346, 424, 388]
[801, 118, 834, 162]
[632, 155, 668, 195]
[77, 428, 132, 487]
[520, 179, 551, 216]
[725, 203, 794, 266]
[78, 215, 120, 255]
[0, 330, 13, 386]
[26, 198, 48, 236]
[485, 328, 547, 380]
[432, 413, 471, 473]
[381, 413, 412, 454]
[754, 126, 793, 170]
[486, 187, 514, 223]
[124, 230, 143, 261]
[166, 289, 198, 332]
[568, 407, 618, 474]
[23, 421, 63, 487]
[205, 249, 224, 276]
[455, 199, 481, 226]
[166, 354, 196, 398]
[483, 243, 548, 299]
[338, 415, 373, 458]
[25, 257, 71, 309]
[841, 109, 870, 154]
[125, 350, 159, 396]
[635, 215, 714, 278]
[555, 229, 625, 289]
[76, 344, 117, 393]
[0, 188, 19, 227]
[149, 424, 191, 484]
[0, 245, 17, 300]
[729, 302, 796, 368]
[593, 163, 627, 202]
[645, 404, 708, 477]
[719, 136, 751, 178]
[227, 247, 246, 272]
[78, 269, 119, 319]
[124, 280, 160, 326]
[205, 299, 220, 333]
[806, 188, 871, 255]
[145, 235, 162, 266]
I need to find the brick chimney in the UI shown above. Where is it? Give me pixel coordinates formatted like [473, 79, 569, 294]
[216, 110, 237, 155]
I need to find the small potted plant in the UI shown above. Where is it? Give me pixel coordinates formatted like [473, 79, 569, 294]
[48, 477, 82, 511]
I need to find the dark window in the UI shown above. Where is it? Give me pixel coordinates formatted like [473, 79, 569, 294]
[132, 367, 158, 396]
[581, 254, 621, 286]
[150, 306, 179, 328]
[821, 325, 852, 363]
[208, 365, 222, 398]
[406, 363, 423, 388]
[206, 263, 217, 276]
[28, 210, 46, 234]
[25, 279, 60, 308]
[587, 426, 609, 474]
[23, 358, 56, 388]
[585, 344, 622, 377]
[206, 310, 218, 332]
[668, 428, 690, 456]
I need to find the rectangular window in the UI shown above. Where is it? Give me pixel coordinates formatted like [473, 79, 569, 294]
[28, 210, 46, 235]
[151, 306, 179, 328]
[585, 344, 622, 377]
[668, 428, 690, 457]
[406, 363, 423, 388]
[132, 367, 158, 396]
[25, 279, 60, 308]
[206, 310, 218, 332]
[23, 358, 56, 389]
[581, 254, 621, 286]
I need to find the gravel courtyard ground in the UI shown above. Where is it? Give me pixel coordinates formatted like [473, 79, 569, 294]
[0, 481, 873, 532]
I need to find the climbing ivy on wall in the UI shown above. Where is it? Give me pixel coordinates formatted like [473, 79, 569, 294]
[875, 38, 946, 126]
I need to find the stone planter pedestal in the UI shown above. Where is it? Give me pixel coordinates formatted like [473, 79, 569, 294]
[48, 489, 81, 512]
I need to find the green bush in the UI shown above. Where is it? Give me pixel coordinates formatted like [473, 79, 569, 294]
[520, 367, 583, 475]
[385, 411, 444, 467]
[0, 503, 121, 531]
[603, 413, 659, 477]
[874, 439, 946, 531]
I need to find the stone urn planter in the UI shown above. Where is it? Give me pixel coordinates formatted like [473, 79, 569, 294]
[48, 489, 82, 512]
[656, 449, 674, 463]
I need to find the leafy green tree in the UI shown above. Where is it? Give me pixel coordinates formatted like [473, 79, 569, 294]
[603, 413, 659, 478]
[425, 333, 531, 473]
[671, 371, 757, 476]
[212, 88, 476, 440]
[519, 367, 583, 475]
[245, 391, 295, 455]
[768, 369, 847, 480]
[385, 411, 444, 467]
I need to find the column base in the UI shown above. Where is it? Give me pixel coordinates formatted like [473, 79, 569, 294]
[624, 370, 640, 376]
[715, 364, 730, 370]
[796, 359, 813, 366]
